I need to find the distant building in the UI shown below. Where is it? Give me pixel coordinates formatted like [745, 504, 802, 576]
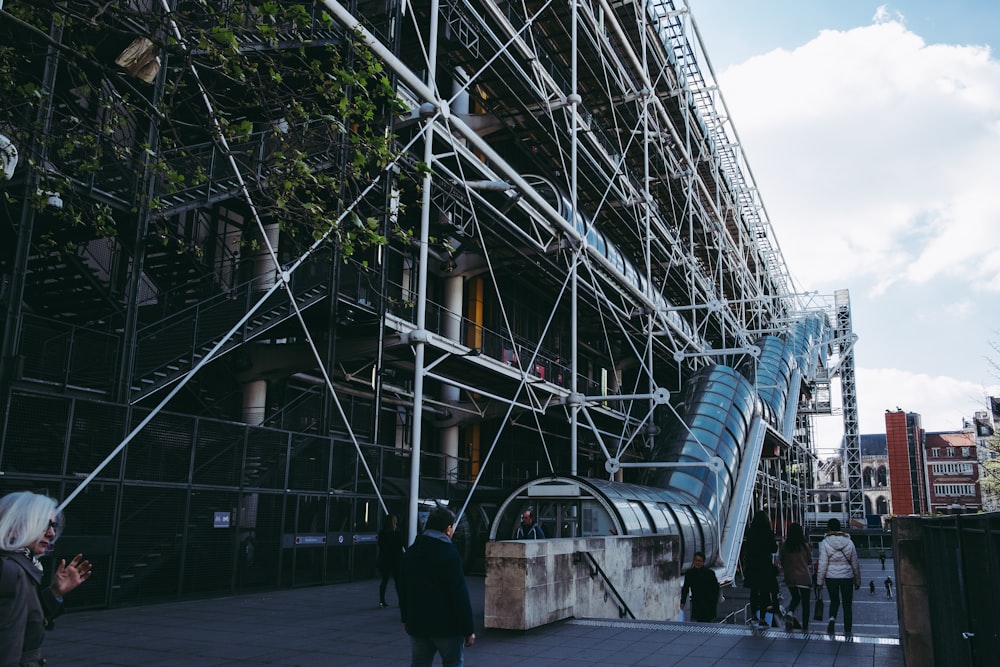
[965, 398, 999, 512]
[860, 434, 891, 522]
[885, 409, 927, 515]
[924, 432, 982, 514]
[809, 457, 847, 529]
[811, 434, 890, 528]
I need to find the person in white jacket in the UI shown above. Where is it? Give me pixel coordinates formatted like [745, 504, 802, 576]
[816, 517, 861, 637]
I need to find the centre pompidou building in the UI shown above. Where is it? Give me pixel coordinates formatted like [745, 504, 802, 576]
[0, 0, 859, 610]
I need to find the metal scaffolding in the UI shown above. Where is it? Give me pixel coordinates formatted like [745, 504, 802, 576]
[0, 0, 862, 605]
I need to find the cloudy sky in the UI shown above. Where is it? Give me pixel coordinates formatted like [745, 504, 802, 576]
[687, 1, 1000, 452]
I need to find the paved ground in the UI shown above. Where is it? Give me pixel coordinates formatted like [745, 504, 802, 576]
[41, 558, 903, 666]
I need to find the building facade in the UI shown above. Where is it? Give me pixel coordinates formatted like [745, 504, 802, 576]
[885, 409, 927, 515]
[809, 432, 890, 529]
[924, 432, 982, 514]
[0, 1, 855, 608]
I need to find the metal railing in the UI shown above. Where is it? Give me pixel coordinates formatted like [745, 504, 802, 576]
[574, 550, 635, 619]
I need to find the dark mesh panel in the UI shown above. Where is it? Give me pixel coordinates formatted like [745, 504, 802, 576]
[353, 445, 383, 495]
[193, 421, 245, 487]
[68, 400, 126, 479]
[244, 428, 288, 489]
[125, 410, 194, 483]
[331, 437, 359, 490]
[183, 489, 239, 595]
[236, 491, 283, 589]
[2, 392, 390, 605]
[2, 393, 68, 474]
[288, 434, 331, 491]
[53, 482, 118, 609]
[18, 316, 119, 393]
[112, 486, 186, 605]
[288, 496, 328, 586]
[326, 497, 354, 582]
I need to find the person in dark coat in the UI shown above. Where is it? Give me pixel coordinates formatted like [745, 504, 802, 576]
[743, 512, 778, 625]
[680, 551, 720, 622]
[399, 506, 475, 666]
[0, 491, 93, 667]
[378, 514, 405, 608]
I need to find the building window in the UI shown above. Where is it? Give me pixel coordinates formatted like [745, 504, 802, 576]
[931, 447, 940, 458]
[961, 447, 970, 457]
[946, 448, 955, 458]
[933, 483, 976, 497]
[932, 462, 975, 475]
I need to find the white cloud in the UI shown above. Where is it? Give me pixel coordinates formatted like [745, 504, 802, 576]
[718, 20, 1000, 294]
[713, 13, 1000, 444]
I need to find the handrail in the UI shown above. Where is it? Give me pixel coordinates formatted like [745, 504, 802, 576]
[716, 416, 767, 585]
[720, 601, 752, 626]
[575, 551, 635, 619]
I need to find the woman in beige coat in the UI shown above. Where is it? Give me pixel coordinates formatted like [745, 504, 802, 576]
[816, 517, 861, 637]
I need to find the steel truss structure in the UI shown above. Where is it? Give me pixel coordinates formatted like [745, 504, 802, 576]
[0, 0, 858, 607]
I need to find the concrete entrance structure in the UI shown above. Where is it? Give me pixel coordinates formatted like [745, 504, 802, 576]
[485, 535, 681, 630]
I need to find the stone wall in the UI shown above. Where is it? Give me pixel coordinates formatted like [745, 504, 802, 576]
[484, 535, 681, 630]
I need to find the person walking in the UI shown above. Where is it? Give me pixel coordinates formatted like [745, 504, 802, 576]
[399, 506, 475, 667]
[779, 522, 812, 631]
[377, 514, 405, 608]
[1, 491, 94, 667]
[869, 580, 876, 596]
[743, 512, 778, 625]
[885, 576, 893, 599]
[879, 550, 886, 570]
[680, 551, 720, 622]
[513, 510, 544, 539]
[816, 518, 860, 637]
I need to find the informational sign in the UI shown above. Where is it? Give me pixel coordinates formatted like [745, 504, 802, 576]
[294, 535, 327, 545]
[214, 512, 231, 528]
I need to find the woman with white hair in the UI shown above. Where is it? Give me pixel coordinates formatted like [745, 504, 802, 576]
[0, 491, 93, 666]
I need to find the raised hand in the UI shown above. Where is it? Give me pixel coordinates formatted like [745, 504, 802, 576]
[51, 553, 94, 597]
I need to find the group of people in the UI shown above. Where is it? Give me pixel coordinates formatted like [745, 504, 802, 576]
[736, 514, 864, 636]
[678, 514, 870, 637]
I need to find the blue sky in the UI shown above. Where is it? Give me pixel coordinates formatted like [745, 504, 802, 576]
[687, 2, 1000, 450]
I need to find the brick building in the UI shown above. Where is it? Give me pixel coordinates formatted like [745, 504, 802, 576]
[925, 432, 982, 514]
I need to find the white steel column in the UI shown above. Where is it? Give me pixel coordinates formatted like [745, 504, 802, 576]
[242, 380, 267, 425]
[569, 0, 581, 476]
[407, 0, 442, 544]
[244, 222, 279, 425]
[440, 274, 464, 481]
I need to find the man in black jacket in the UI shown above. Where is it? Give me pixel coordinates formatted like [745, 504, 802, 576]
[680, 551, 720, 622]
[399, 506, 475, 666]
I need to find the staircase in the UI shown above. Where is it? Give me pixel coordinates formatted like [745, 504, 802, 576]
[130, 268, 330, 403]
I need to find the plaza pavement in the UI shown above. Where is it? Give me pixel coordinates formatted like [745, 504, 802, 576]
[41, 557, 903, 666]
